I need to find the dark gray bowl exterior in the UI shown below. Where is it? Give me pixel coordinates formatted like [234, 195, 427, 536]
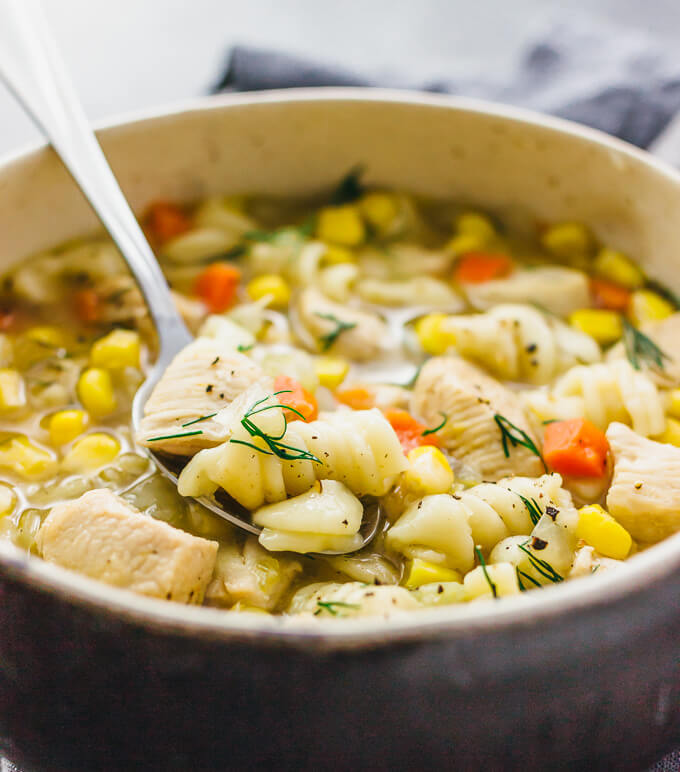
[0, 560, 678, 772]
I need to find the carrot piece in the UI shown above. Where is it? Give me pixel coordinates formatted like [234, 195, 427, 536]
[383, 408, 440, 454]
[74, 289, 101, 323]
[146, 201, 192, 245]
[590, 278, 631, 311]
[193, 262, 241, 313]
[336, 386, 376, 411]
[543, 418, 609, 477]
[273, 375, 318, 422]
[454, 252, 514, 284]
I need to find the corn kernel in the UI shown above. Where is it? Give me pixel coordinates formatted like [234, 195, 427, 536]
[359, 192, 399, 231]
[568, 309, 623, 345]
[654, 417, 680, 448]
[666, 389, 680, 420]
[415, 313, 456, 355]
[322, 244, 356, 265]
[77, 367, 117, 417]
[593, 247, 645, 289]
[315, 356, 349, 389]
[0, 369, 25, 411]
[48, 409, 89, 446]
[316, 205, 365, 246]
[62, 432, 120, 473]
[629, 289, 675, 326]
[444, 232, 487, 255]
[464, 562, 520, 600]
[25, 325, 65, 349]
[246, 274, 291, 309]
[577, 504, 632, 560]
[541, 222, 594, 261]
[456, 212, 496, 243]
[0, 436, 57, 479]
[404, 557, 461, 588]
[90, 329, 141, 370]
[404, 446, 454, 495]
[0, 484, 16, 516]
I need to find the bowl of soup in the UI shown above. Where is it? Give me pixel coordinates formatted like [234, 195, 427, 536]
[0, 89, 679, 771]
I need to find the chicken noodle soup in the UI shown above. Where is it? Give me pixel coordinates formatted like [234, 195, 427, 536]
[2, 169, 680, 618]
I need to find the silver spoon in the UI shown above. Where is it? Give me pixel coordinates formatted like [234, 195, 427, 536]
[0, 0, 379, 554]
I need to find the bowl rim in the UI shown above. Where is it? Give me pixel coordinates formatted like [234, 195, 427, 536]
[3, 86, 680, 649]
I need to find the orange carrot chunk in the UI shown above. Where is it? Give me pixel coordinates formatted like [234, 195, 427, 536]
[146, 200, 192, 244]
[273, 375, 318, 423]
[454, 252, 514, 284]
[74, 289, 101, 324]
[336, 386, 376, 411]
[383, 408, 440, 454]
[590, 278, 631, 311]
[543, 418, 609, 477]
[194, 262, 241, 313]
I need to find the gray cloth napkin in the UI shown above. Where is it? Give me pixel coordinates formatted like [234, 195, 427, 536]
[215, 18, 680, 772]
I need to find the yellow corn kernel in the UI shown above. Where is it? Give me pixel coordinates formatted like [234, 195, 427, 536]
[0, 369, 25, 411]
[666, 389, 680, 420]
[415, 313, 456, 355]
[404, 558, 461, 588]
[576, 504, 632, 560]
[322, 244, 356, 265]
[629, 289, 675, 326]
[359, 192, 399, 231]
[77, 367, 116, 417]
[464, 562, 520, 600]
[25, 325, 65, 349]
[315, 356, 349, 389]
[568, 309, 623, 345]
[62, 432, 120, 473]
[444, 232, 487, 256]
[654, 417, 680, 448]
[540, 222, 594, 261]
[0, 436, 57, 479]
[90, 329, 141, 370]
[246, 274, 291, 309]
[48, 409, 89, 446]
[316, 205, 365, 246]
[455, 212, 496, 243]
[404, 446, 454, 495]
[593, 247, 645, 289]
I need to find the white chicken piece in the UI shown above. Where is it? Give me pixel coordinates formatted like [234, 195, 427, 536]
[293, 287, 389, 362]
[36, 489, 217, 604]
[569, 545, 624, 579]
[204, 536, 302, 611]
[287, 581, 420, 618]
[411, 357, 545, 480]
[606, 422, 680, 543]
[136, 337, 264, 455]
[463, 266, 590, 317]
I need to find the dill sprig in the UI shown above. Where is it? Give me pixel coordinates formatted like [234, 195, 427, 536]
[181, 413, 217, 428]
[622, 318, 669, 371]
[237, 343, 254, 352]
[494, 413, 546, 470]
[329, 164, 365, 205]
[517, 541, 563, 584]
[314, 600, 361, 616]
[516, 565, 542, 592]
[517, 493, 543, 527]
[474, 546, 497, 598]
[229, 391, 321, 463]
[147, 430, 203, 442]
[315, 312, 357, 351]
[422, 412, 448, 437]
[245, 218, 315, 244]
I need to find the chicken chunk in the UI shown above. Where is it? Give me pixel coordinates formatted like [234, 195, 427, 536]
[606, 422, 680, 542]
[287, 581, 420, 618]
[411, 356, 544, 480]
[464, 266, 590, 317]
[36, 489, 217, 603]
[136, 337, 263, 455]
[294, 287, 389, 361]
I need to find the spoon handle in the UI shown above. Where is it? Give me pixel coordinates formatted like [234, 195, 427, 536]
[0, 0, 190, 349]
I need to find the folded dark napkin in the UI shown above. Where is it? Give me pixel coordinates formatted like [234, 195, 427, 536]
[214, 20, 680, 772]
